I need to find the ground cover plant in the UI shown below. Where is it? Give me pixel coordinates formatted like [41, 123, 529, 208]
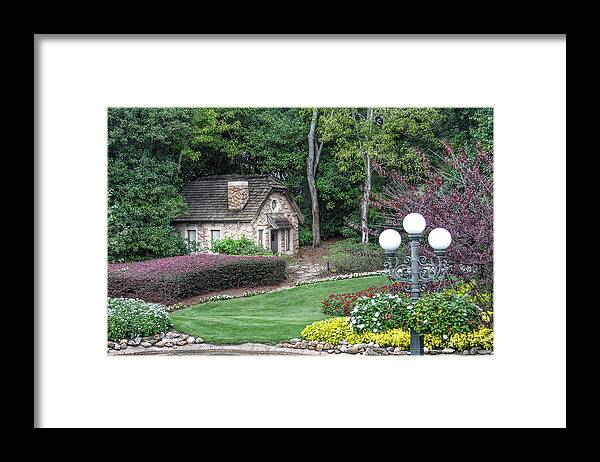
[108, 253, 286, 305]
[107, 297, 172, 341]
[170, 275, 388, 344]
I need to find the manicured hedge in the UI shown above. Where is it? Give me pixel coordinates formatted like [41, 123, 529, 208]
[108, 253, 287, 304]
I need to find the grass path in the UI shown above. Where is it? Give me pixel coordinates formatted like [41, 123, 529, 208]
[171, 275, 389, 344]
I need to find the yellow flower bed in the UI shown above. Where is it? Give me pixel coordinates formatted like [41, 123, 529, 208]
[301, 317, 493, 351]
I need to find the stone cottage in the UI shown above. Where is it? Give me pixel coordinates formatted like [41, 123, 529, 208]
[173, 174, 304, 255]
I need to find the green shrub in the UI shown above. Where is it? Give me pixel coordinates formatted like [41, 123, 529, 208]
[447, 281, 493, 326]
[299, 227, 313, 247]
[301, 317, 493, 351]
[340, 226, 359, 239]
[107, 297, 173, 341]
[211, 236, 273, 256]
[405, 291, 482, 337]
[326, 238, 395, 274]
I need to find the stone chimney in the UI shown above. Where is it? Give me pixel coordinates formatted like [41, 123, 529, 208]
[227, 181, 249, 210]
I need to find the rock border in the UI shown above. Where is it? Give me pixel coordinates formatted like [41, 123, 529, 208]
[107, 329, 204, 351]
[107, 330, 493, 356]
[276, 339, 493, 355]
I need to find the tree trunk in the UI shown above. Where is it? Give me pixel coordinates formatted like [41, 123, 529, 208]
[360, 108, 374, 244]
[361, 151, 371, 244]
[307, 109, 322, 248]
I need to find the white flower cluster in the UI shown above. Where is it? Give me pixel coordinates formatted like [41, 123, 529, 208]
[348, 292, 401, 333]
[187, 290, 270, 307]
[294, 271, 385, 286]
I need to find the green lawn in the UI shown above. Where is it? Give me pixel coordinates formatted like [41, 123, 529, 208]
[170, 275, 389, 344]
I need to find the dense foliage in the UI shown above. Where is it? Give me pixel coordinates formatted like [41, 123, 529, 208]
[107, 253, 286, 304]
[322, 280, 490, 336]
[347, 291, 482, 337]
[107, 297, 173, 341]
[108, 155, 189, 262]
[300, 317, 494, 351]
[107, 107, 493, 261]
[374, 142, 494, 299]
[211, 236, 273, 256]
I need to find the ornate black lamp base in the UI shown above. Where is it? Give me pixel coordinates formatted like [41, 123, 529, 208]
[410, 330, 424, 356]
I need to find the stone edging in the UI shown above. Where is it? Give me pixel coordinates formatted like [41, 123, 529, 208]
[107, 330, 493, 356]
[107, 330, 203, 351]
[277, 338, 493, 355]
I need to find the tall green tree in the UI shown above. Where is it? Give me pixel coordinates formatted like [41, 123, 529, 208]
[108, 107, 196, 164]
[108, 155, 189, 262]
[320, 107, 443, 242]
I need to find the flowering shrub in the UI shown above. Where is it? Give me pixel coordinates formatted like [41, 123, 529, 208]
[107, 253, 286, 304]
[300, 317, 493, 351]
[323, 280, 491, 330]
[322, 281, 403, 316]
[107, 297, 172, 341]
[340, 289, 482, 337]
[349, 292, 410, 333]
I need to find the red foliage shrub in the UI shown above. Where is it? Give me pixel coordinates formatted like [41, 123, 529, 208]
[322, 282, 405, 317]
[108, 253, 287, 304]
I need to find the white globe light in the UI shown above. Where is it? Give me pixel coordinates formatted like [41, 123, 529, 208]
[378, 228, 401, 252]
[402, 213, 426, 234]
[428, 227, 452, 250]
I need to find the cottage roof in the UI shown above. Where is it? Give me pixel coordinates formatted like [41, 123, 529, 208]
[266, 213, 293, 229]
[174, 174, 304, 224]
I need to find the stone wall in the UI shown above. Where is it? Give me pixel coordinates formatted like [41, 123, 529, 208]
[254, 191, 300, 254]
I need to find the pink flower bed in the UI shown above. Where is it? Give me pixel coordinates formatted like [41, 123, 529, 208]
[108, 253, 287, 305]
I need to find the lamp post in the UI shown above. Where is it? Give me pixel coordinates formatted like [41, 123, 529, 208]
[378, 213, 452, 356]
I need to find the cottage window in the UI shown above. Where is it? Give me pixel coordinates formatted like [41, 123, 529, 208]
[211, 230, 221, 242]
[258, 229, 264, 247]
[271, 199, 279, 211]
[286, 229, 291, 251]
[187, 229, 197, 243]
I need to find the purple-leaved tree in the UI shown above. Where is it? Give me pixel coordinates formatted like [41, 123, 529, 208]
[372, 142, 493, 305]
